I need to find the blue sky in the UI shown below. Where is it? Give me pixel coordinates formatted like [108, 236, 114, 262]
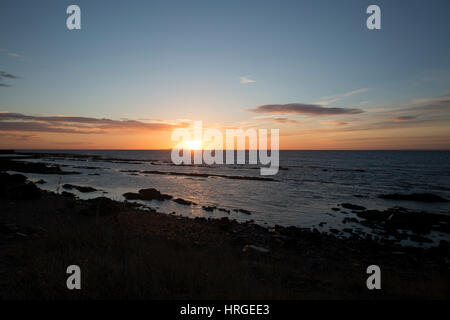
[1, 0, 449, 149]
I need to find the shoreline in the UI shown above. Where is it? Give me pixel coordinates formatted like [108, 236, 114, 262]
[1, 168, 449, 299]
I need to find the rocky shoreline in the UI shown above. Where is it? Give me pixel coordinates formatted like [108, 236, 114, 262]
[1, 164, 450, 299]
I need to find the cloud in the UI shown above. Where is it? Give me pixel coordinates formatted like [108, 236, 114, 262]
[0, 133, 38, 141]
[393, 116, 416, 122]
[316, 88, 370, 105]
[240, 76, 256, 84]
[0, 49, 30, 63]
[248, 103, 364, 116]
[0, 112, 188, 134]
[272, 117, 299, 124]
[320, 120, 349, 126]
[0, 71, 20, 80]
[0, 71, 21, 88]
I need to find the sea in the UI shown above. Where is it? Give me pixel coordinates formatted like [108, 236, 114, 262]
[7, 150, 450, 246]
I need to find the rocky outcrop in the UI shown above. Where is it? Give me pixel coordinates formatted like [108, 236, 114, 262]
[123, 188, 173, 201]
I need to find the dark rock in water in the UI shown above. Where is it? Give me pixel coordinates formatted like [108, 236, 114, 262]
[123, 188, 172, 201]
[63, 184, 98, 193]
[341, 203, 366, 211]
[35, 179, 46, 184]
[355, 207, 450, 235]
[202, 206, 216, 212]
[139, 188, 172, 200]
[123, 192, 141, 200]
[331, 207, 340, 211]
[218, 208, 231, 213]
[329, 228, 339, 234]
[234, 208, 251, 215]
[173, 198, 196, 205]
[61, 191, 76, 198]
[378, 193, 449, 203]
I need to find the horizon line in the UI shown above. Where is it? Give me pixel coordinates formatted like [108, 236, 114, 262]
[5, 148, 450, 152]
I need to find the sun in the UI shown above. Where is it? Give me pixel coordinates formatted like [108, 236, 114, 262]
[185, 140, 203, 150]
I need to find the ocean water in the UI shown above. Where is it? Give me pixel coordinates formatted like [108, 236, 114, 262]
[11, 150, 450, 244]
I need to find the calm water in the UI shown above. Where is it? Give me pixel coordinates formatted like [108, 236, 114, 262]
[11, 150, 450, 244]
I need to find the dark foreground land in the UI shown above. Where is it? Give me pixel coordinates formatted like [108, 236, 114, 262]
[1, 160, 449, 299]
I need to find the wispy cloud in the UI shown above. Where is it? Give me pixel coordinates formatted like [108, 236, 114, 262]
[393, 116, 416, 122]
[315, 88, 371, 106]
[248, 103, 364, 116]
[240, 76, 256, 84]
[272, 117, 299, 124]
[0, 71, 20, 80]
[0, 132, 38, 141]
[0, 71, 21, 88]
[0, 112, 188, 134]
[0, 49, 30, 63]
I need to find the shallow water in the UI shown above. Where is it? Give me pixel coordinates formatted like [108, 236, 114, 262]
[11, 150, 450, 246]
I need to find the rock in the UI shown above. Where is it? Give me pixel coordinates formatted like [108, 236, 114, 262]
[9, 182, 41, 200]
[356, 210, 391, 222]
[409, 234, 433, 243]
[173, 198, 196, 205]
[235, 208, 251, 215]
[378, 193, 449, 203]
[35, 179, 46, 184]
[354, 207, 450, 235]
[0, 172, 41, 200]
[63, 184, 98, 193]
[202, 206, 216, 212]
[341, 203, 366, 211]
[123, 192, 140, 200]
[79, 197, 122, 216]
[61, 191, 76, 198]
[138, 188, 172, 201]
[123, 188, 172, 201]
[242, 245, 270, 254]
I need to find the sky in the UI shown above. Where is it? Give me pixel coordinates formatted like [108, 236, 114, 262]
[1, 0, 450, 149]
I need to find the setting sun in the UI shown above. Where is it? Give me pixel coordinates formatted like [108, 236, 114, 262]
[185, 140, 202, 150]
